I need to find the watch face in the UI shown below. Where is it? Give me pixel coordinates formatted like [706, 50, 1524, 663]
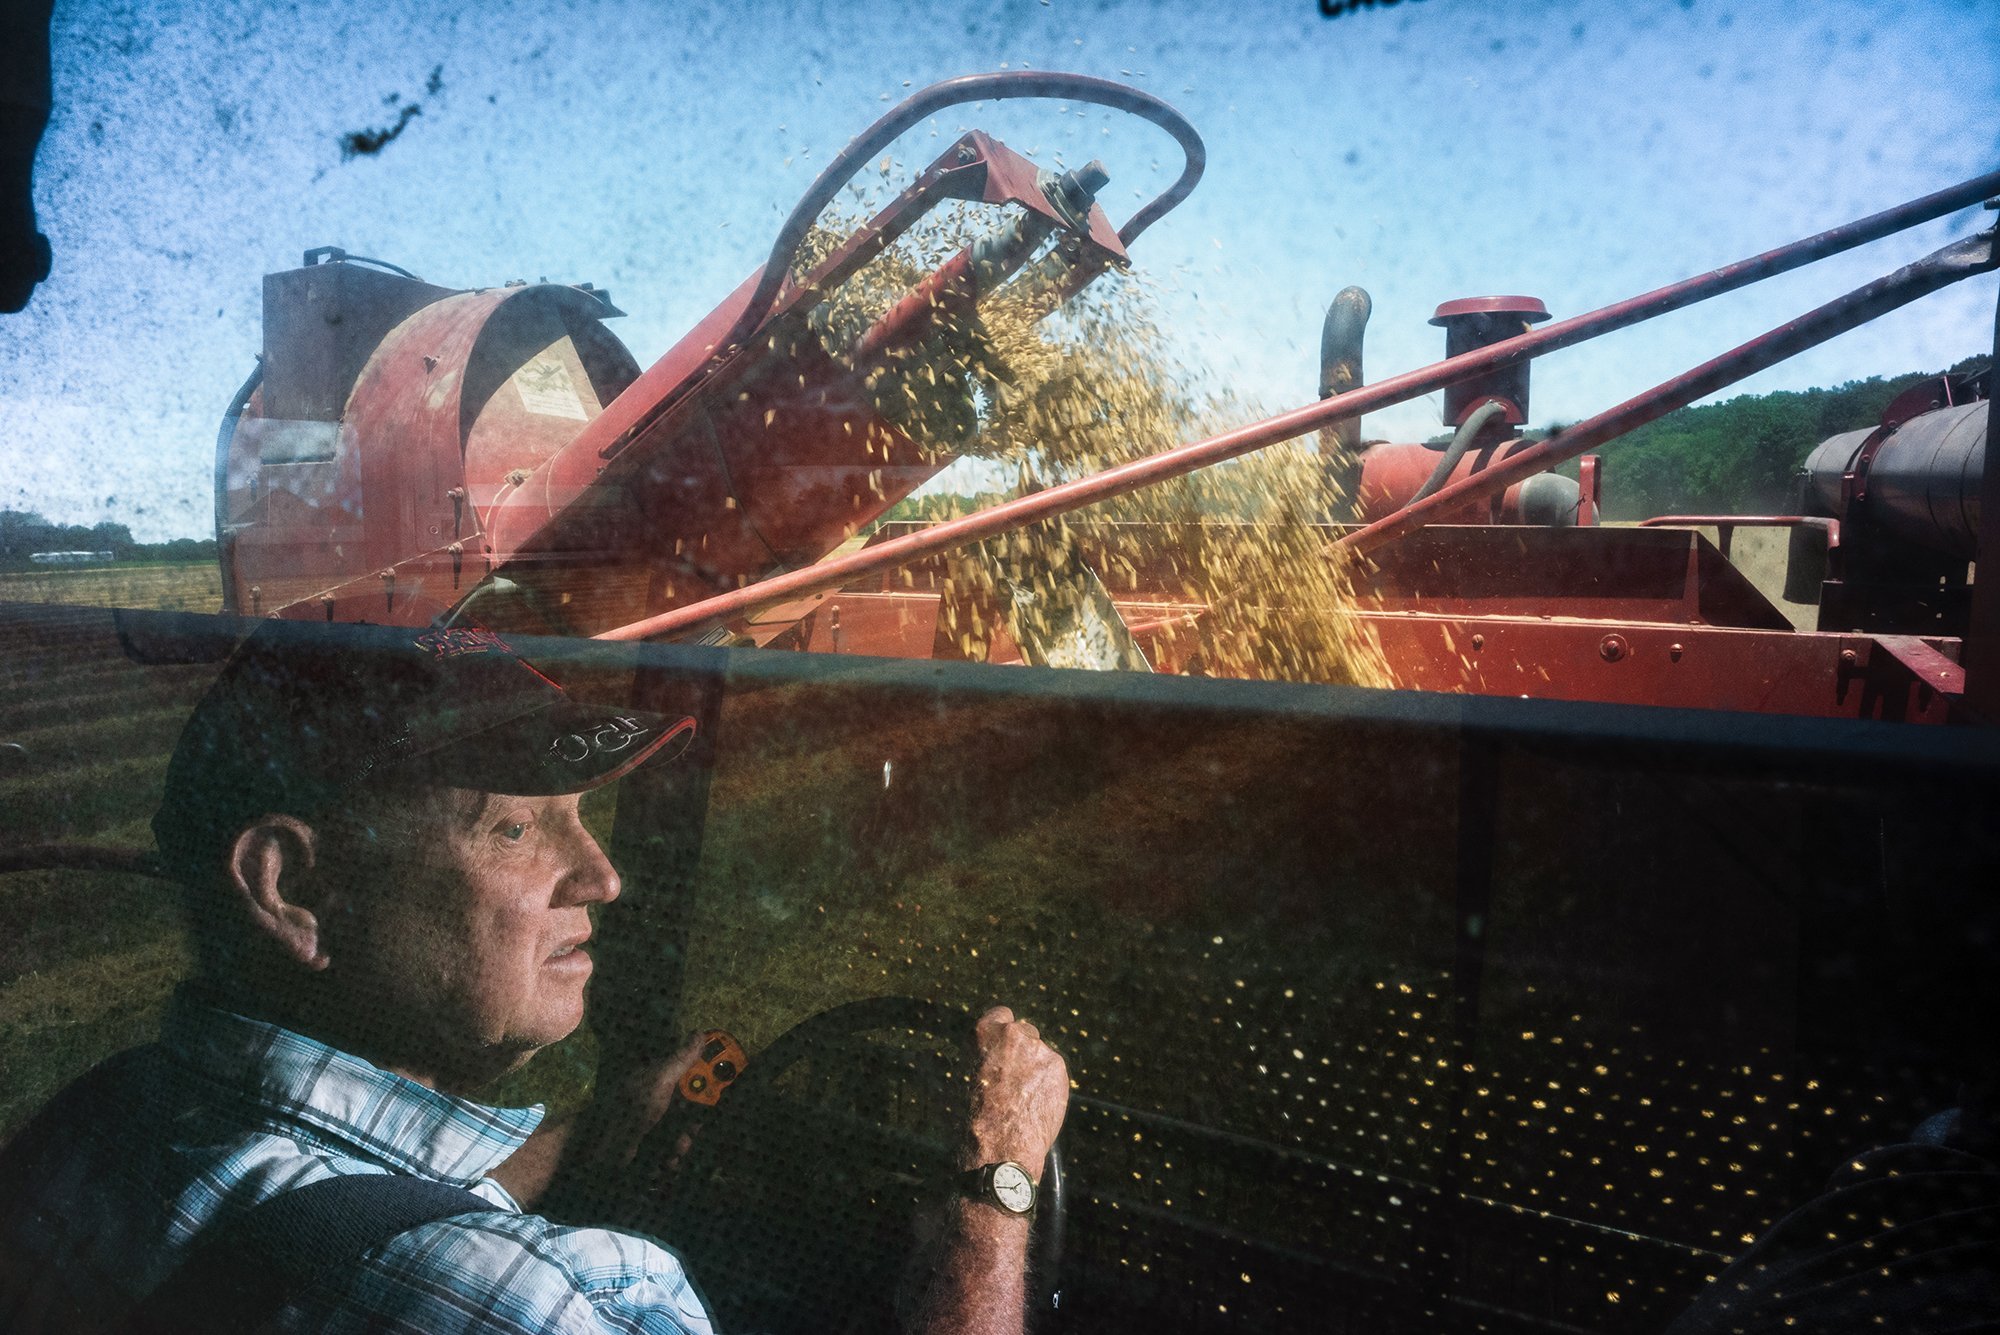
[991, 1161, 1035, 1213]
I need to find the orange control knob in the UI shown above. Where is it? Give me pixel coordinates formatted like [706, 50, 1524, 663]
[678, 1030, 748, 1107]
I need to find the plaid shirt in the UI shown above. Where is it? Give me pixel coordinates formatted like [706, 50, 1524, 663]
[0, 986, 715, 1334]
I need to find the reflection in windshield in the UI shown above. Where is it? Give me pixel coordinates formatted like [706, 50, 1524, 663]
[2, 3, 1997, 1333]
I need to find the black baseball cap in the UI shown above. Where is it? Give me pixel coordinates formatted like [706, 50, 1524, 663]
[152, 619, 695, 882]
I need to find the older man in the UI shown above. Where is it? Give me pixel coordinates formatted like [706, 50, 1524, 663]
[0, 620, 1068, 1333]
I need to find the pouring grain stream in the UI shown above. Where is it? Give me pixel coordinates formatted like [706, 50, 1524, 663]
[794, 190, 1391, 689]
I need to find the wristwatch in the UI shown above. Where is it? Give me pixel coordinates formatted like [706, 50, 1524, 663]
[958, 1160, 1037, 1215]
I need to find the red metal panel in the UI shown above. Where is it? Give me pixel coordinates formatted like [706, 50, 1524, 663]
[235, 289, 507, 620]
[347, 290, 515, 575]
[1577, 455, 1600, 528]
[801, 592, 944, 658]
[1352, 526, 1796, 630]
[1872, 633, 1965, 702]
[239, 285, 620, 625]
[460, 292, 638, 517]
[1353, 613, 1954, 722]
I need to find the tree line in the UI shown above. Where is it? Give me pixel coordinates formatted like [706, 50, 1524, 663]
[1583, 356, 1987, 521]
[0, 511, 217, 567]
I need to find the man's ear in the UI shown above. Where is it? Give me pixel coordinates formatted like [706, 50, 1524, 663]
[226, 815, 330, 971]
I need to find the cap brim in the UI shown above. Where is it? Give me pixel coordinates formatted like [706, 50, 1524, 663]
[408, 701, 698, 795]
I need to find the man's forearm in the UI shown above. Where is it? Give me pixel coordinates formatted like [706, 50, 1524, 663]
[912, 1005, 1067, 1335]
[910, 1200, 1032, 1335]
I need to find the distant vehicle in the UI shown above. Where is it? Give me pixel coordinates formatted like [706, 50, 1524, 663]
[26, 551, 113, 567]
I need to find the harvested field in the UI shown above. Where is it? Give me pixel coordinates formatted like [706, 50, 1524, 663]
[0, 562, 222, 613]
[0, 604, 210, 1130]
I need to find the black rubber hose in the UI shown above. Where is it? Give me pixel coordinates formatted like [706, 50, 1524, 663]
[1318, 286, 1372, 517]
[1410, 398, 1508, 506]
[711, 72, 1206, 366]
[1319, 286, 1371, 403]
[301, 247, 425, 282]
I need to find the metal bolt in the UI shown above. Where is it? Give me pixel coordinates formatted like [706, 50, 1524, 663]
[957, 143, 977, 162]
[1668, 642, 1684, 662]
[1470, 633, 1484, 651]
[1840, 649, 1859, 666]
[1599, 633, 1628, 663]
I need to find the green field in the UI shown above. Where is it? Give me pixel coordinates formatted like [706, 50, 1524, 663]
[0, 561, 223, 614]
[0, 605, 206, 1131]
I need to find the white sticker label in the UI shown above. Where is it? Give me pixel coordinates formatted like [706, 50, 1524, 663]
[512, 357, 589, 421]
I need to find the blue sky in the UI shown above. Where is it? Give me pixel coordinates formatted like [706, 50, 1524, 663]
[4, 0, 1997, 540]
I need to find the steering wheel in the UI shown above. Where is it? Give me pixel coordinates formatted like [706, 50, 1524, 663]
[630, 996, 1066, 1335]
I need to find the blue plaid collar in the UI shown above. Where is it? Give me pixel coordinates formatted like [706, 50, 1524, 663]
[159, 985, 545, 1187]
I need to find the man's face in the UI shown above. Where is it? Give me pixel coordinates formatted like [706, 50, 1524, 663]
[317, 786, 620, 1083]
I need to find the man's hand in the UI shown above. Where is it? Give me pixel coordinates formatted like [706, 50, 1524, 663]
[963, 1006, 1069, 1181]
[489, 1032, 705, 1213]
[905, 1005, 1069, 1335]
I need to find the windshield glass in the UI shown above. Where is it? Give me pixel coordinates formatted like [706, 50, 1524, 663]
[2, 4, 1997, 1334]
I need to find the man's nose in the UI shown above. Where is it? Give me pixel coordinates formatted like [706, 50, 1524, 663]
[555, 819, 620, 907]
